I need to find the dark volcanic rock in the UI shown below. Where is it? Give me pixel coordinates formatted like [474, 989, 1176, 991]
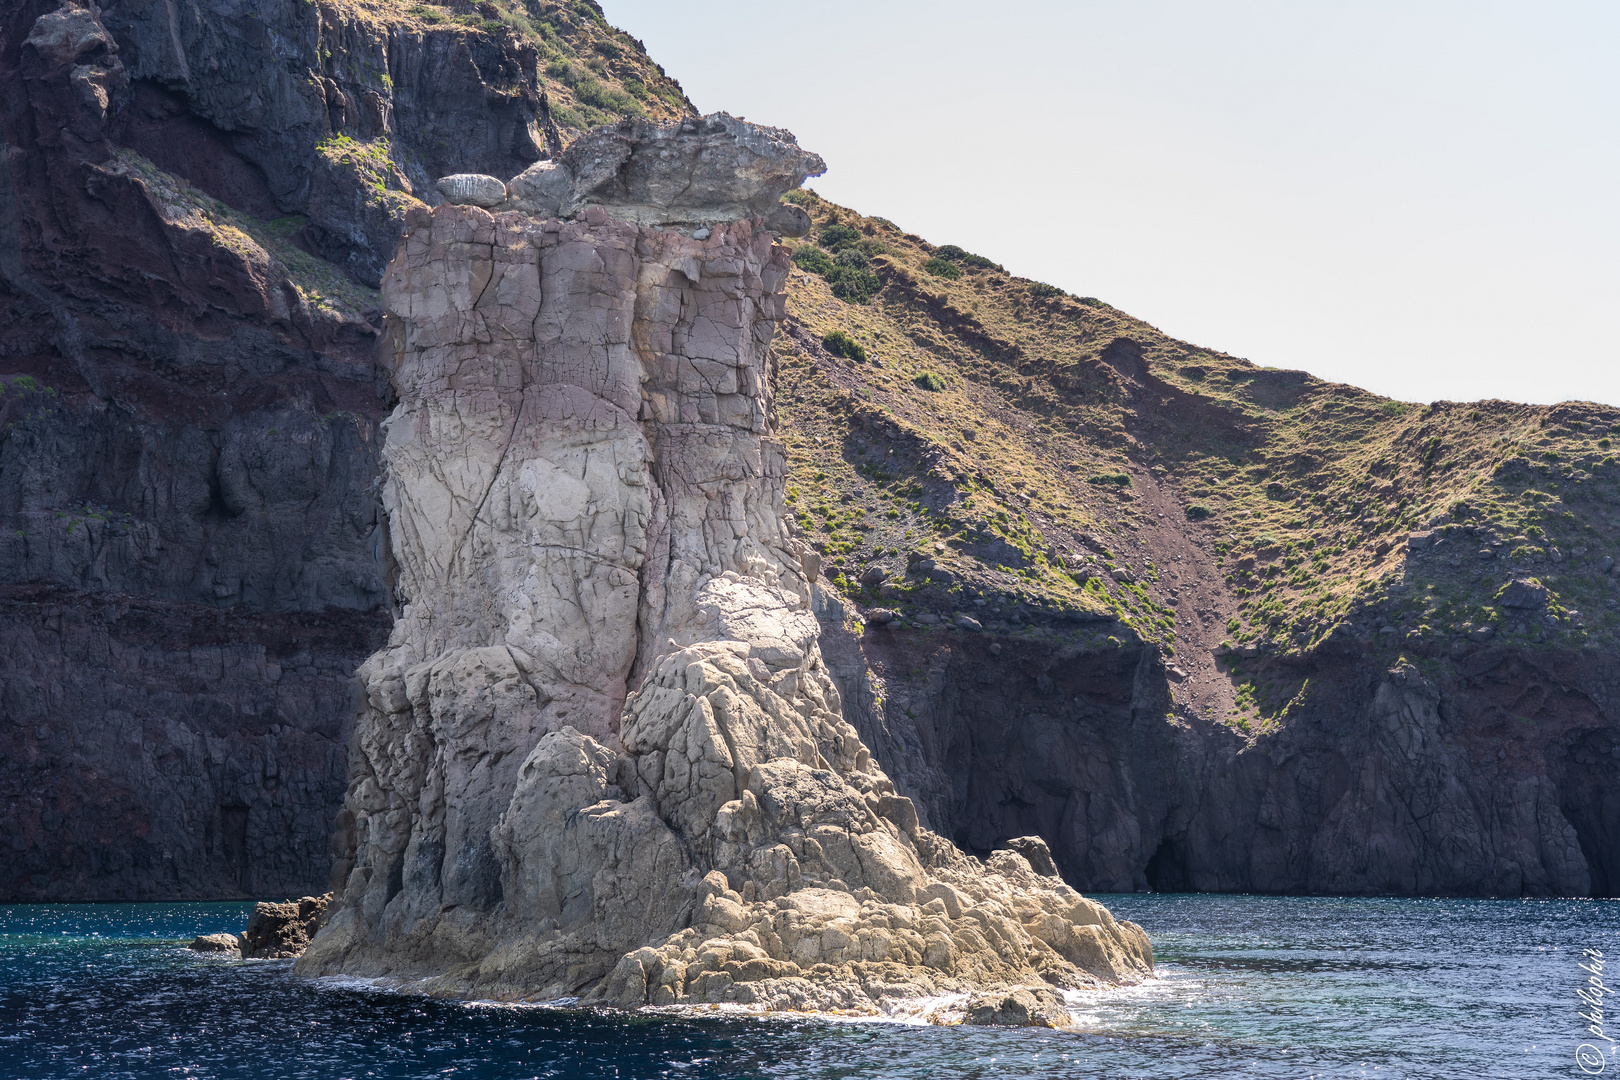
[0, 0, 597, 901]
[1498, 578, 1549, 610]
[828, 626, 1620, 898]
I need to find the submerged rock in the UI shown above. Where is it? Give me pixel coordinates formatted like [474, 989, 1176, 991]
[188, 933, 241, 954]
[295, 117, 1150, 1021]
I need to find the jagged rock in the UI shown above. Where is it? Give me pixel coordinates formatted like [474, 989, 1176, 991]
[241, 894, 329, 959]
[189, 933, 241, 953]
[499, 113, 825, 228]
[1499, 578, 1549, 610]
[295, 121, 1150, 1015]
[1006, 836, 1061, 877]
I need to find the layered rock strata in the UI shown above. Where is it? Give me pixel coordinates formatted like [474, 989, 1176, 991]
[295, 130, 1153, 1014]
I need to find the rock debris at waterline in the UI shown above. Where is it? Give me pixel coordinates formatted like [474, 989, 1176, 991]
[295, 116, 1152, 1020]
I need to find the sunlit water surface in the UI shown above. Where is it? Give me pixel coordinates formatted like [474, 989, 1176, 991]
[2, 894, 1615, 1079]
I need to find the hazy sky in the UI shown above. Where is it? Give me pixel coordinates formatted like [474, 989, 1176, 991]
[606, 0, 1618, 407]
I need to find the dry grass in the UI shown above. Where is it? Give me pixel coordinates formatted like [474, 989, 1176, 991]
[776, 190, 1620, 669]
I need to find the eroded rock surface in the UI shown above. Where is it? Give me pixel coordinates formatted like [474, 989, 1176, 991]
[496, 113, 824, 232]
[242, 893, 329, 958]
[295, 129, 1150, 1015]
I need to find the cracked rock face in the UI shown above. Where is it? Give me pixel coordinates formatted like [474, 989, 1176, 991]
[296, 120, 1150, 1016]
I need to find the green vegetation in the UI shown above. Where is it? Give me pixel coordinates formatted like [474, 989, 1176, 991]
[392, 0, 689, 134]
[792, 225, 881, 303]
[773, 186, 1620, 680]
[822, 330, 867, 363]
[922, 257, 962, 280]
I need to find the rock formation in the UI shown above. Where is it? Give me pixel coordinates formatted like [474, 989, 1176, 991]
[294, 121, 1153, 1015]
[185, 892, 330, 957]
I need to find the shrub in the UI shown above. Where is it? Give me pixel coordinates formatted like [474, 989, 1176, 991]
[922, 257, 961, 279]
[913, 372, 946, 392]
[826, 265, 880, 303]
[1086, 472, 1132, 486]
[821, 330, 867, 363]
[834, 248, 869, 268]
[818, 223, 862, 251]
[933, 244, 998, 270]
[1379, 400, 1408, 417]
[1185, 504, 1212, 520]
[1029, 282, 1064, 299]
[572, 76, 641, 115]
[791, 246, 834, 275]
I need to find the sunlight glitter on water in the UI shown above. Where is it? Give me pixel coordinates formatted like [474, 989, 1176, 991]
[2, 894, 1616, 1079]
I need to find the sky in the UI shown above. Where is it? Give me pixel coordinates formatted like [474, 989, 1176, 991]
[605, 0, 1619, 407]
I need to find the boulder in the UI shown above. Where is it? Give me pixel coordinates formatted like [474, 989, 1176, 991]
[964, 988, 1073, 1028]
[1006, 836, 1061, 877]
[241, 894, 328, 959]
[188, 933, 241, 954]
[1498, 578, 1549, 610]
[435, 173, 507, 208]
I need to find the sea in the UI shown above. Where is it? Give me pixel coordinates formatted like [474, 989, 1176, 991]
[1, 894, 1615, 1079]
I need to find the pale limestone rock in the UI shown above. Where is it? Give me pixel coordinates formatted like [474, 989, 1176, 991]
[296, 117, 1150, 1022]
[436, 173, 508, 208]
[499, 113, 824, 232]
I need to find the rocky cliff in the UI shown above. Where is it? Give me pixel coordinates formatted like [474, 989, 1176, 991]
[774, 193, 1620, 901]
[3, 0, 1616, 917]
[292, 123, 1154, 1016]
[0, 0, 683, 901]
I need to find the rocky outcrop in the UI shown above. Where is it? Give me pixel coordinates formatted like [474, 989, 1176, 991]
[241, 893, 329, 958]
[293, 126, 1152, 1015]
[184, 892, 330, 957]
[494, 114, 822, 234]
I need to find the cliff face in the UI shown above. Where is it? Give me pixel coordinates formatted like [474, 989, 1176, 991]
[828, 628, 1619, 898]
[0, 0, 688, 901]
[294, 127, 1153, 1016]
[3, 0, 1616, 915]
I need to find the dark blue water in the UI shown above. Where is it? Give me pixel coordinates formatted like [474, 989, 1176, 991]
[2, 895, 1615, 1079]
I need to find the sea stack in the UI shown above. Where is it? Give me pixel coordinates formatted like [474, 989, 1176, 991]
[295, 115, 1153, 1016]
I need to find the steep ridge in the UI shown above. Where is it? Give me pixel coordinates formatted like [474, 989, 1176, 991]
[293, 126, 1154, 1016]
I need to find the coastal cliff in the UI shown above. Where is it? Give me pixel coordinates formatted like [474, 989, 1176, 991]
[1, 0, 1616, 915]
[0, 0, 678, 901]
[293, 121, 1154, 1015]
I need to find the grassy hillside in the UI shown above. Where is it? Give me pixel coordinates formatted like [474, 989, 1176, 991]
[774, 189, 1620, 729]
